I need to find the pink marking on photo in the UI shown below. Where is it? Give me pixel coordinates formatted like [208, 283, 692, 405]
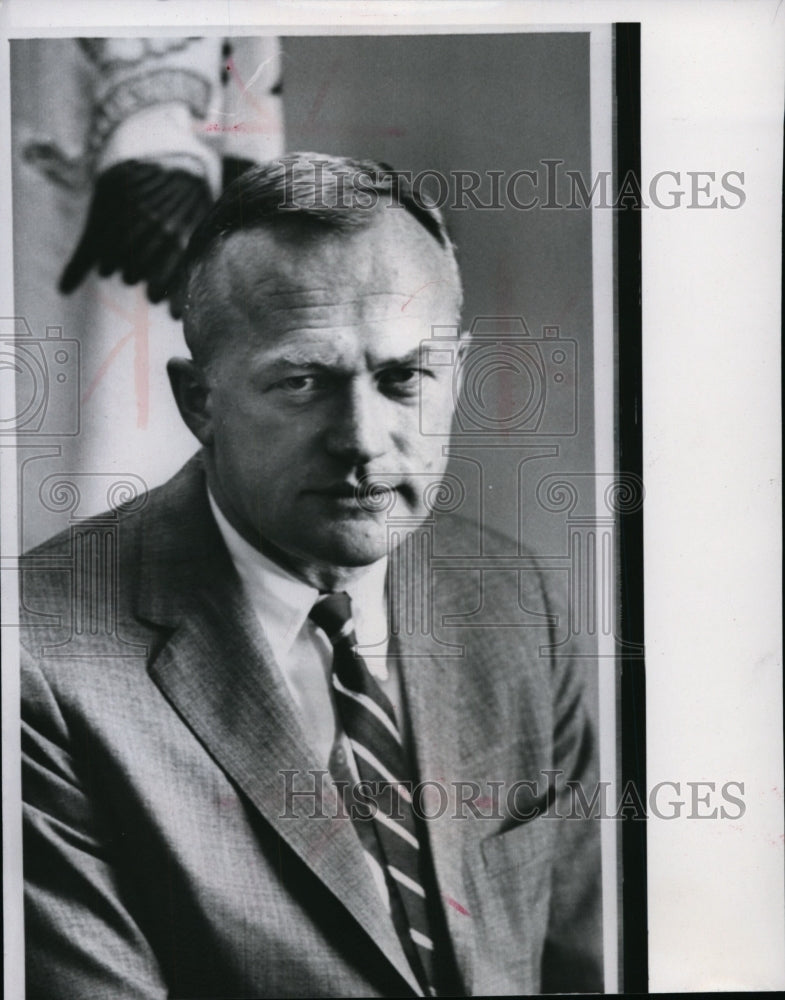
[443, 894, 471, 917]
[81, 286, 150, 428]
[223, 55, 287, 130]
[401, 280, 445, 312]
[302, 59, 341, 127]
[196, 121, 279, 135]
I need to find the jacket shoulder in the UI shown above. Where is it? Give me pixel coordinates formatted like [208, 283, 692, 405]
[20, 453, 205, 563]
[431, 511, 552, 614]
[18, 455, 206, 643]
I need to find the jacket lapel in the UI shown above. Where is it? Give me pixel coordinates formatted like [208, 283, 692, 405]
[135, 458, 423, 996]
[393, 546, 477, 994]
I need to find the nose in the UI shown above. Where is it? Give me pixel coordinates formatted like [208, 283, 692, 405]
[323, 380, 390, 467]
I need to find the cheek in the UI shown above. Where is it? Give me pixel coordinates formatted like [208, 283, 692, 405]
[212, 410, 273, 480]
[216, 392, 298, 449]
[415, 387, 458, 440]
[407, 434, 450, 476]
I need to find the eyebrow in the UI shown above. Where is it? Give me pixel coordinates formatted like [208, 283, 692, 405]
[257, 347, 426, 375]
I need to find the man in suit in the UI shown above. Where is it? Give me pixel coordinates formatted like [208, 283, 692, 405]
[20, 154, 603, 997]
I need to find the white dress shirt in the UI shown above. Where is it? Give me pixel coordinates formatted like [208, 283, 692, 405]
[208, 493, 402, 909]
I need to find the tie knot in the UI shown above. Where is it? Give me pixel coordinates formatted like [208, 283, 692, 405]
[309, 591, 355, 647]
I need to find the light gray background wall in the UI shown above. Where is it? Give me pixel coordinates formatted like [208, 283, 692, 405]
[282, 32, 595, 559]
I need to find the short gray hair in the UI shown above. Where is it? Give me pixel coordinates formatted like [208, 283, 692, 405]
[181, 152, 462, 362]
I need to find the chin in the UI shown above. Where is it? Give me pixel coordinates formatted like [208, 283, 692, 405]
[322, 542, 390, 568]
[309, 525, 391, 568]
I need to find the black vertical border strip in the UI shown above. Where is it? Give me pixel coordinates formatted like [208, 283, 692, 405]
[614, 22, 647, 994]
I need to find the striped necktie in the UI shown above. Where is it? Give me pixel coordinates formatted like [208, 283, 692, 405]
[309, 591, 438, 997]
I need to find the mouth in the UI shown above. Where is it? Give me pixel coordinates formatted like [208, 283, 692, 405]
[309, 480, 400, 511]
[315, 483, 363, 499]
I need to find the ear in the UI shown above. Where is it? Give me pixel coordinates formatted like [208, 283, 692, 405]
[167, 357, 214, 446]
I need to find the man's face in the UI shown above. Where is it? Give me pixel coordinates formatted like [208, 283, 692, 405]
[193, 211, 461, 579]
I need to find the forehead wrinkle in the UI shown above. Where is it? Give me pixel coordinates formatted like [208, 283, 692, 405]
[221, 212, 457, 293]
[218, 264, 445, 326]
[239, 286, 453, 343]
[243, 286, 399, 302]
[204, 215, 460, 355]
[262, 290, 414, 308]
[255, 294, 429, 327]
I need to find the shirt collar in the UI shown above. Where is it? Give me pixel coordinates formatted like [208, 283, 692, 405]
[208, 491, 388, 667]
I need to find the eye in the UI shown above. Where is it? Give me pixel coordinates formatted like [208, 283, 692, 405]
[278, 374, 320, 393]
[378, 367, 423, 392]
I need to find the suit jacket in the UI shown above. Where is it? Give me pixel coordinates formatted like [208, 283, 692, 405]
[20, 455, 603, 998]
